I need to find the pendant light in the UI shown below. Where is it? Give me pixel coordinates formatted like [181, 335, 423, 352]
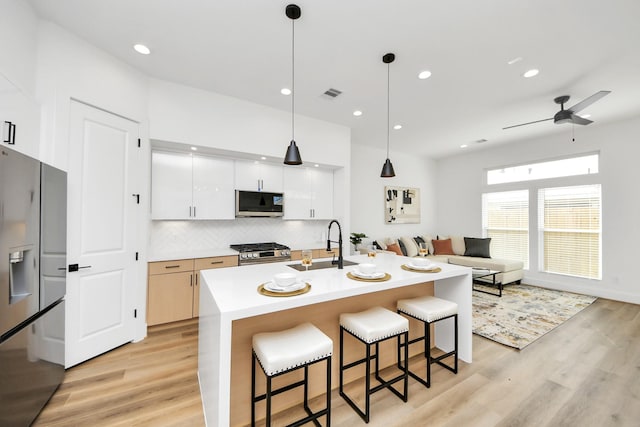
[283, 4, 303, 165]
[380, 53, 396, 177]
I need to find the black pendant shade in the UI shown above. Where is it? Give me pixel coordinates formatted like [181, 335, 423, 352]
[284, 140, 302, 165]
[380, 52, 396, 178]
[283, 4, 303, 165]
[380, 158, 396, 177]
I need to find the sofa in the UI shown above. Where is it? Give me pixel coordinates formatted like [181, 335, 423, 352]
[363, 234, 524, 286]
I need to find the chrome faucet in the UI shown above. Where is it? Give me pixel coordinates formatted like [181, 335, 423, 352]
[327, 219, 343, 269]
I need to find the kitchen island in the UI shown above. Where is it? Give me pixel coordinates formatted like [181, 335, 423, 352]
[198, 254, 472, 426]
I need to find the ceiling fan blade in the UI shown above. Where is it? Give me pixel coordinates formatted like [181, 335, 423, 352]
[567, 90, 611, 113]
[503, 117, 553, 130]
[569, 114, 593, 125]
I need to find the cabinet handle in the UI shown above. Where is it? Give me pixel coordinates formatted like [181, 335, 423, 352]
[189, 206, 192, 217]
[3, 121, 15, 144]
[193, 206, 196, 217]
[195, 274, 198, 286]
[190, 274, 193, 287]
[210, 260, 224, 265]
[164, 265, 181, 269]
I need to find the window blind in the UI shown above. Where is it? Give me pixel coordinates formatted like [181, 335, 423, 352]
[538, 185, 601, 279]
[482, 190, 529, 269]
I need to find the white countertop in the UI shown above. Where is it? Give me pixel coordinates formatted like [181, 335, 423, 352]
[200, 253, 471, 320]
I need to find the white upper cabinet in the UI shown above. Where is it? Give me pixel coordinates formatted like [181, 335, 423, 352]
[151, 151, 234, 220]
[283, 167, 334, 220]
[192, 155, 235, 219]
[234, 160, 283, 192]
[0, 74, 40, 159]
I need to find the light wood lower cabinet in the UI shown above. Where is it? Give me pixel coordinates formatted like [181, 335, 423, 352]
[290, 247, 339, 261]
[147, 255, 238, 325]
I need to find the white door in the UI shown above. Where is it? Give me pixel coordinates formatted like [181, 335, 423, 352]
[66, 101, 140, 368]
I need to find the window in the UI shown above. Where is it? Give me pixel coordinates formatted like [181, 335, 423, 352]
[538, 185, 601, 279]
[482, 190, 529, 269]
[487, 154, 598, 185]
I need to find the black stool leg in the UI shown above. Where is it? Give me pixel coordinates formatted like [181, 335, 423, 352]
[425, 319, 432, 388]
[266, 375, 272, 426]
[252, 352, 256, 426]
[326, 355, 332, 427]
[365, 342, 371, 423]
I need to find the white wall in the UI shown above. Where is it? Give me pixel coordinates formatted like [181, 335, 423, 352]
[0, 0, 38, 94]
[436, 116, 640, 304]
[35, 21, 150, 170]
[350, 143, 437, 247]
[148, 79, 351, 167]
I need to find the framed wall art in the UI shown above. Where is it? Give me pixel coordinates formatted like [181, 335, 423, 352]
[384, 186, 420, 224]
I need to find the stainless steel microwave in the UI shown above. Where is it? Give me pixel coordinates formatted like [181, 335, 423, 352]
[235, 190, 284, 217]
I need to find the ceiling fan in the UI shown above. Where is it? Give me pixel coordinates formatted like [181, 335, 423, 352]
[503, 90, 611, 130]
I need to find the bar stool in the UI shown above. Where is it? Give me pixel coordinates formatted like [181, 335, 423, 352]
[252, 323, 333, 427]
[397, 295, 458, 388]
[339, 307, 409, 423]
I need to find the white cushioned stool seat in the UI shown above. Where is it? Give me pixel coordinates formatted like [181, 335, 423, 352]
[253, 322, 333, 376]
[340, 307, 408, 344]
[397, 295, 458, 323]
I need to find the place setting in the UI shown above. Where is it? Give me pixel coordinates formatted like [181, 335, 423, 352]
[347, 262, 391, 282]
[258, 272, 311, 297]
[401, 256, 442, 273]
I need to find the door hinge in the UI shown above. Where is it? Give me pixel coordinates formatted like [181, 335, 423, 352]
[134, 309, 137, 318]
[132, 193, 140, 204]
[135, 252, 139, 261]
[137, 138, 141, 148]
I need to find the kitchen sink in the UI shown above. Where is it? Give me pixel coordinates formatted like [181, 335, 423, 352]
[287, 259, 357, 271]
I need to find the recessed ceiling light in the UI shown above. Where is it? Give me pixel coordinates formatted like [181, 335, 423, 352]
[393, 124, 402, 130]
[314, 164, 319, 167]
[260, 156, 267, 160]
[507, 56, 523, 65]
[353, 110, 363, 117]
[460, 144, 469, 149]
[523, 69, 539, 78]
[418, 70, 432, 80]
[133, 44, 151, 55]
[281, 88, 292, 95]
[190, 146, 197, 151]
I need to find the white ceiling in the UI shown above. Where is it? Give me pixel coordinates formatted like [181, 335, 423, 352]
[29, 0, 640, 159]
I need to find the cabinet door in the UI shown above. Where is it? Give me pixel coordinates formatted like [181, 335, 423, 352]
[235, 160, 283, 192]
[193, 156, 235, 219]
[309, 168, 334, 219]
[282, 167, 311, 219]
[151, 151, 193, 219]
[0, 74, 40, 159]
[147, 271, 194, 326]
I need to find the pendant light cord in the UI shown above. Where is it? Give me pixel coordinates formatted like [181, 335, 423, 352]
[291, 18, 295, 141]
[386, 61, 390, 159]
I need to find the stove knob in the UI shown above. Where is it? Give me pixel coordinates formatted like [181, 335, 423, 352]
[240, 253, 247, 259]
[284, 250, 290, 256]
[252, 253, 259, 258]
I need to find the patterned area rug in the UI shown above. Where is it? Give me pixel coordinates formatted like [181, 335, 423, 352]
[472, 284, 597, 349]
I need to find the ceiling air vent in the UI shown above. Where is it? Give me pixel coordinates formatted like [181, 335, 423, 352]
[322, 88, 342, 99]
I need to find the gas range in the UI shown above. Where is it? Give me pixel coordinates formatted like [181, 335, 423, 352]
[230, 242, 292, 265]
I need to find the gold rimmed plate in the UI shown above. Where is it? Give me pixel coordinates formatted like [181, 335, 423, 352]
[401, 264, 442, 273]
[346, 272, 391, 282]
[258, 282, 311, 297]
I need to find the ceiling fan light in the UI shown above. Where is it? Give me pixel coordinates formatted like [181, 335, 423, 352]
[380, 158, 396, 177]
[284, 140, 302, 165]
[523, 68, 539, 78]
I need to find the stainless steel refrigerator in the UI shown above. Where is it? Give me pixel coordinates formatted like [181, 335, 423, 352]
[0, 145, 66, 426]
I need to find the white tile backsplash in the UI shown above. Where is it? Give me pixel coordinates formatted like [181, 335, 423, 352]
[148, 219, 332, 258]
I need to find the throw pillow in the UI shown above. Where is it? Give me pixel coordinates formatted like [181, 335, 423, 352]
[397, 239, 408, 256]
[432, 238, 455, 255]
[464, 237, 491, 258]
[385, 242, 403, 256]
[400, 236, 418, 257]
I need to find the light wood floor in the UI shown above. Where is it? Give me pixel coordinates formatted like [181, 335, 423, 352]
[35, 297, 640, 427]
